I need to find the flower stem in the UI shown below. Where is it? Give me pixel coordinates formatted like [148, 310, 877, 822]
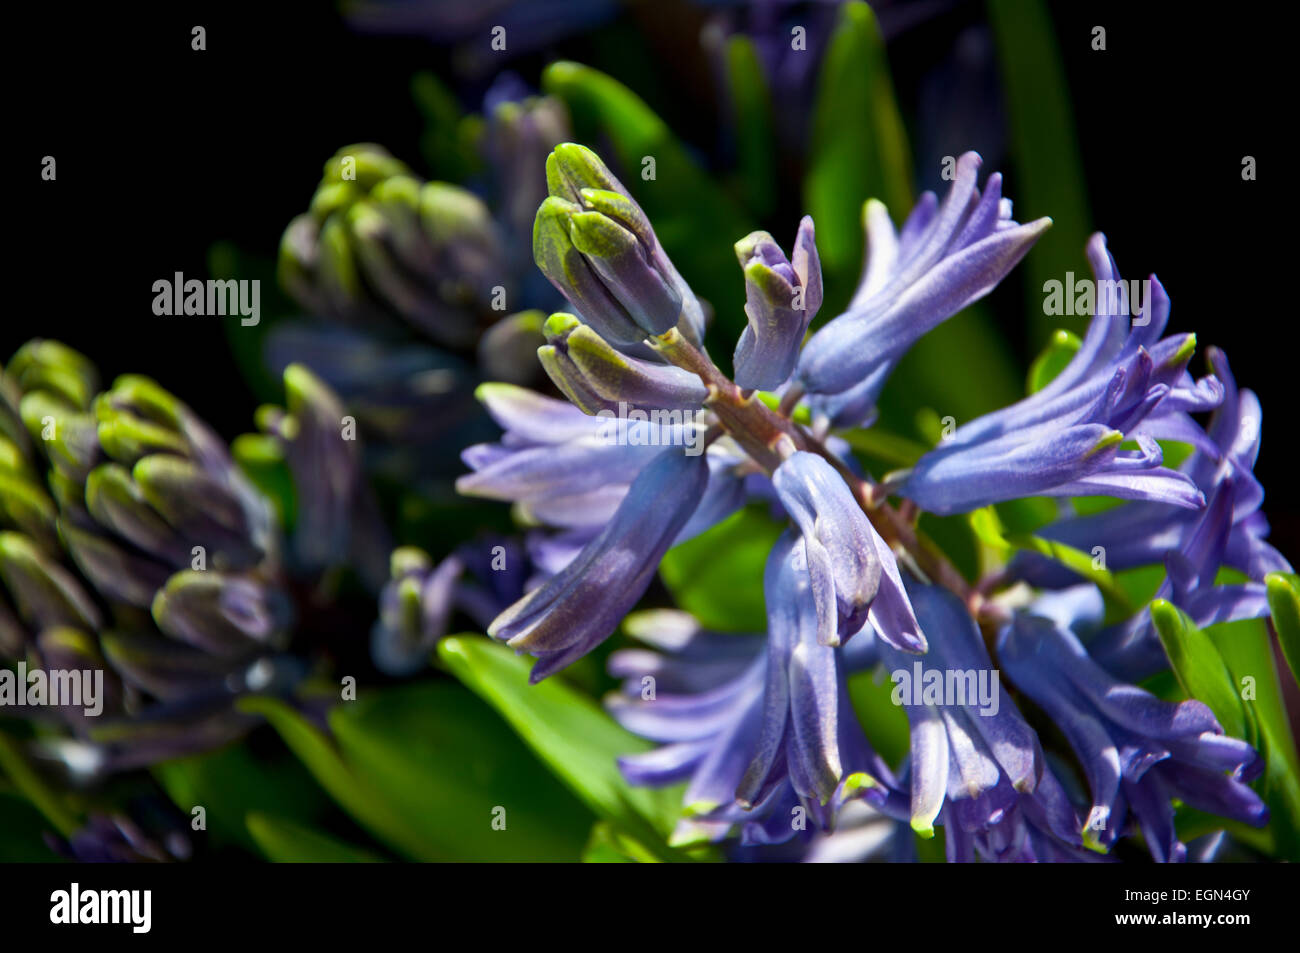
[654, 328, 989, 620]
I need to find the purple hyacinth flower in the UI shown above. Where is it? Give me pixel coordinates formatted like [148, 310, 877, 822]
[607, 536, 900, 847]
[999, 597, 1268, 862]
[1012, 347, 1289, 678]
[771, 451, 926, 652]
[733, 216, 823, 391]
[892, 234, 1216, 514]
[457, 383, 747, 558]
[797, 152, 1051, 425]
[875, 580, 1061, 850]
[488, 445, 708, 681]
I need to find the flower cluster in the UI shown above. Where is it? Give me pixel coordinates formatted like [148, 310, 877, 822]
[437, 140, 1286, 861]
[0, 341, 361, 778]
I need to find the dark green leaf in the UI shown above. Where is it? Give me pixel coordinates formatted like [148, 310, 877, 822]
[438, 634, 688, 858]
[988, 0, 1093, 351]
[805, 1, 911, 290]
[245, 811, 383, 863]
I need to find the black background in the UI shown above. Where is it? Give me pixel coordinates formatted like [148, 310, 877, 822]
[11, 0, 1292, 557]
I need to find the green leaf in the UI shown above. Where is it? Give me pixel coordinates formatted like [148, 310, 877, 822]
[846, 668, 910, 770]
[438, 635, 688, 859]
[411, 71, 475, 181]
[1027, 329, 1082, 394]
[967, 506, 1133, 618]
[1207, 617, 1300, 860]
[660, 506, 783, 631]
[542, 61, 753, 352]
[1148, 600, 1247, 740]
[988, 0, 1092, 351]
[805, 0, 911, 291]
[838, 426, 928, 470]
[245, 811, 383, 863]
[329, 681, 594, 861]
[236, 695, 446, 861]
[1266, 572, 1300, 689]
[153, 735, 333, 855]
[242, 682, 595, 861]
[721, 34, 777, 218]
[581, 821, 664, 863]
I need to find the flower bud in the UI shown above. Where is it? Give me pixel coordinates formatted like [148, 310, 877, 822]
[733, 216, 823, 390]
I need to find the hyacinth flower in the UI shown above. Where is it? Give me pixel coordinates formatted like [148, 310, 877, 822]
[999, 589, 1268, 862]
[873, 579, 1097, 861]
[795, 152, 1052, 426]
[1012, 348, 1291, 678]
[732, 218, 823, 390]
[0, 340, 361, 775]
[487, 445, 710, 682]
[449, 138, 1292, 862]
[887, 234, 1217, 514]
[605, 551, 901, 848]
[467, 141, 959, 679]
[772, 451, 924, 653]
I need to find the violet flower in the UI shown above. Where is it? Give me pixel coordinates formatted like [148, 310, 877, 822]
[999, 588, 1268, 862]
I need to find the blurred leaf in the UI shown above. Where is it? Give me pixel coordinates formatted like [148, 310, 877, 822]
[846, 668, 910, 770]
[1207, 617, 1300, 860]
[438, 635, 689, 860]
[330, 681, 593, 861]
[246, 811, 382, 863]
[1149, 600, 1247, 740]
[581, 820, 663, 863]
[237, 695, 445, 860]
[722, 34, 777, 218]
[0, 791, 65, 861]
[153, 736, 332, 855]
[805, 0, 911, 290]
[1266, 572, 1300, 688]
[542, 61, 754, 353]
[875, 304, 1023, 441]
[839, 427, 927, 470]
[1027, 329, 1082, 393]
[411, 71, 475, 180]
[988, 0, 1092, 351]
[243, 682, 594, 861]
[1174, 805, 1274, 855]
[660, 506, 783, 632]
[969, 505, 1132, 618]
